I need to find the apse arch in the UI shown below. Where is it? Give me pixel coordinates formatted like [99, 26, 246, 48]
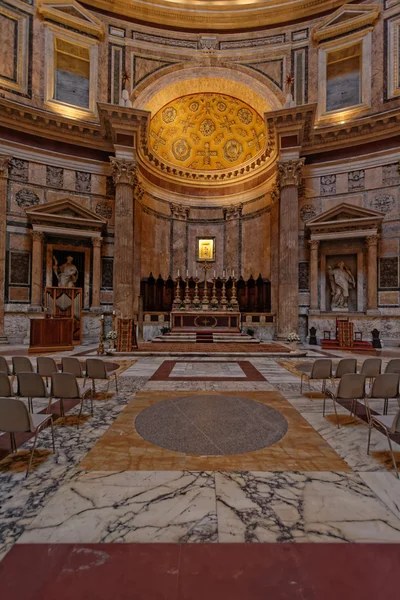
[131, 65, 284, 117]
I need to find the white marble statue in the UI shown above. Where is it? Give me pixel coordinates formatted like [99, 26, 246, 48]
[328, 261, 355, 308]
[53, 255, 78, 288]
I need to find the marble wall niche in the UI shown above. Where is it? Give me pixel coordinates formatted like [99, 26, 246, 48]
[326, 43, 361, 112]
[325, 254, 357, 312]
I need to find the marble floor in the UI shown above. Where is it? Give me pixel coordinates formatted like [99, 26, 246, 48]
[1, 346, 400, 597]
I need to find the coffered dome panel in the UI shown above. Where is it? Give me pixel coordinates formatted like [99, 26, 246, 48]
[149, 93, 267, 171]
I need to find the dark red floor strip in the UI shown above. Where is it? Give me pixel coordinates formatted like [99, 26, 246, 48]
[1, 543, 399, 600]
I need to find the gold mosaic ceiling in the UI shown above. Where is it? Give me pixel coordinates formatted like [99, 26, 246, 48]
[149, 93, 267, 171]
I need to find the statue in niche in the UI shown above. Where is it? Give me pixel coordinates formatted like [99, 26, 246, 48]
[328, 261, 355, 308]
[53, 255, 78, 288]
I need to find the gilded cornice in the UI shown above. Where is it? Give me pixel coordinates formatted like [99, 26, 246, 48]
[82, 0, 347, 31]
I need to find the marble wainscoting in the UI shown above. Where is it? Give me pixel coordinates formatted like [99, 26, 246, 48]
[216, 471, 400, 543]
[0, 375, 148, 560]
[19, 471, 217, 544]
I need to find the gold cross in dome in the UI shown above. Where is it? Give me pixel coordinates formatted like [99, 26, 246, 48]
[197, 143, 217, 166]
[248, 129, 265, 151]
[219, 115, 236, 133]
[202, 318, 210, 326]
[180, 115, 195, 133]
[150, 127, 166, 151]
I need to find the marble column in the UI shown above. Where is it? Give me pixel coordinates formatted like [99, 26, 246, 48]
[277, 159, 304, 338]
[270, 183, 279, 317]
[30, 230, 44, 311]
[0, 157, 10, 342]
[366, 234, 379, 313]
[309, 239, 320, 312]
[110, 157, 137, 319]
[91, 237, 102, 310]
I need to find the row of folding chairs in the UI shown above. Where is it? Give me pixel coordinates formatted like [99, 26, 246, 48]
[301, 358, 400, 478]
[0, 356, 119, 395]
[0, 371, 93, 416]
[0, 371, 93, 478]
[300, 357, 400, 393]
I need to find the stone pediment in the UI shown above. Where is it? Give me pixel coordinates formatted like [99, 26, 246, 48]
[312, 4, 380, 43]
[26, 198, 106, 233]
[37, 0, 105, 39]
[306, 202, 384, 238]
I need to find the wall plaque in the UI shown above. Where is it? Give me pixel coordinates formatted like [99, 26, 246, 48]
[101, 258, 114, 289]
[379, 257, 399, 288]
[9, 251, 30, 285]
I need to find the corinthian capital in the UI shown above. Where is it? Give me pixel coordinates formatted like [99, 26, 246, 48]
[109, 157, 137, 187]
[277, 159, 305, 187]
[91, 237, 102, 248]
[366, 234, 379, 247]
[30, 230, 44, 243]
[309, 239, 320, 250]
[0, 156, 11, 178]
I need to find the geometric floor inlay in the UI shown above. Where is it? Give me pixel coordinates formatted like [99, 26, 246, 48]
[150, 360, 266, 381]
[135, 395, 288, 455]
[80, 391, 349, 472]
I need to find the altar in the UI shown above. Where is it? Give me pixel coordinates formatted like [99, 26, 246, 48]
[171, 310, 241, 332]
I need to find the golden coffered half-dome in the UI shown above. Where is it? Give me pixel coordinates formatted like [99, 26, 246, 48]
[149, 93, 267, 171]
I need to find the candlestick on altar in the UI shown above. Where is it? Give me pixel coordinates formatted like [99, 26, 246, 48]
[112, 310, 116, 332]
[173, 275, 182, 307]
[193, 277, 200, 307]
[184, 276, 191, 308]
[210, 277, 218, 307]
[220, 277, 228, 307]
[97, 314, 105, 355]
[230, 276, 239, 308]
[200, 261, 212, 309]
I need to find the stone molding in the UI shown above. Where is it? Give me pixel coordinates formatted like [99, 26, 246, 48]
[0, 156, 11, 178]
[277, 159, 305, 187]
[309, 239, 320, 249]
[311, 4, 380, 44]
[37, 0, 105, 40]
[81, 0, 347, 31]
[110, 158, 138, 187]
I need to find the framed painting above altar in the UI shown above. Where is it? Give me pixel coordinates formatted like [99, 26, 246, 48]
[197, 237, 215, 262]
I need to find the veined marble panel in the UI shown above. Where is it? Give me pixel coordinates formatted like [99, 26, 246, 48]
[19, 471, 217, 544]
[216, 471, 400, 543]
[0, 375, 148, 559]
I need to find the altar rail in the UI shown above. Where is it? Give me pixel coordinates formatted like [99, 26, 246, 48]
[141, 275, 271, 313]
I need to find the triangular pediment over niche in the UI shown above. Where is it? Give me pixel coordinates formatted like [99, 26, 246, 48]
[306, 202, 385, 231]
[312, 4, 380, 43]
[26, 198, 106, 231]
[37, 0, 105, 39]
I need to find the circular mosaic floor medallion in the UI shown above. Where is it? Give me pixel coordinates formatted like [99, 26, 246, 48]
[135, 395, 288, 456]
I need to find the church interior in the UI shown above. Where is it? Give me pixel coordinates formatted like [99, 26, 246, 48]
[1, 0, 400, 596]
